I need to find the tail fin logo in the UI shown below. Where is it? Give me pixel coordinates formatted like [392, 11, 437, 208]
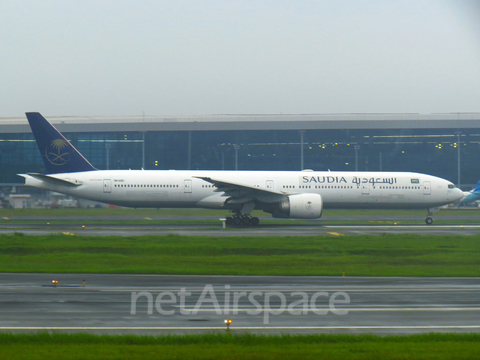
[45, 139, 70, 166]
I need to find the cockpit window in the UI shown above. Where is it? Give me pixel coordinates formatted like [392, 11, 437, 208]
[448, 184, 455, 189]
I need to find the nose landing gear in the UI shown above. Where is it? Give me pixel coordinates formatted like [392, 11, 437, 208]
[425, 209, 434, 225]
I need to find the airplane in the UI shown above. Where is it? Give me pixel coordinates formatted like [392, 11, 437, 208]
[19, 112, 465, 225]
[460, 180, 480, 205]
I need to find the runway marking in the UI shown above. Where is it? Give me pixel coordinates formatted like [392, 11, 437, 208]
[1, 326, 479, 330]
[100, 288, 480, 293]
[173, 307, 480, 312]
[324, 225, 480, 229]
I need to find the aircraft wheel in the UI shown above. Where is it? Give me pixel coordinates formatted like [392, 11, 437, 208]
[425, 217, 433, 225]
[233, 217, 242, 226]
[226, 217, 233, 225]
[250, 217, 260, 226]
[242, 217, 251, 226]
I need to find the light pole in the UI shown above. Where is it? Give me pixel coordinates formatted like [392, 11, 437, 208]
[233, 144, 240, 171]
[299, 130, 305, 170]
[141, 131, 146, 169]
[354, 145, 360, 171]
[455, 131, 461, 189]
[105, 143, 111, 170]
[187, 131, 192, 170]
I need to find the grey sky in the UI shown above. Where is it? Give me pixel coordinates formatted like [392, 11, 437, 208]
[1, 0, 480, 117]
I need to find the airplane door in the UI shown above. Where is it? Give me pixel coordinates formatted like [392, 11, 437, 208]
[266, 180, 274, 189]
[103, 179, 111, 193]
[184, 179, 192, 193]
[361, 183, 370, 195]
[423, 181, 431, 195]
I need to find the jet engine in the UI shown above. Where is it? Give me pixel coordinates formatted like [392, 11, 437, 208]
[272, 193, 323, 219]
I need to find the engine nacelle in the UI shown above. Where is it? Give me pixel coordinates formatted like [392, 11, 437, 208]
[273, 193, 323, 219]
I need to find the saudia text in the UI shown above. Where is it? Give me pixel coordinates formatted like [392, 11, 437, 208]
[302, 176, 398, 185]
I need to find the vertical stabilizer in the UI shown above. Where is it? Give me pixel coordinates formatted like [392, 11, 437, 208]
[460, 179, 480, 204]
[26, 112, 97, 174]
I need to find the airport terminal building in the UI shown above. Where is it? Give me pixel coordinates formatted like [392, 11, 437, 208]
[1, 112, 480, 205]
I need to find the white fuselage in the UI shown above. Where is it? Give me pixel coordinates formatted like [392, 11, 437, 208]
[22, 170, 464, 213]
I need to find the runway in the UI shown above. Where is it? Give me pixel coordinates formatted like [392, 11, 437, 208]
[1, 273, 479, 334]
[2, 213, 480, 236]
[2, 222, 480, 236]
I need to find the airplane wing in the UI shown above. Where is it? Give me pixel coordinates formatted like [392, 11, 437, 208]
[194, 176, 287, 204]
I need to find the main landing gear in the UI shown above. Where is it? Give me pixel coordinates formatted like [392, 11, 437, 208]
[226, 214, 260, 226]
[425, 209, 434, 225]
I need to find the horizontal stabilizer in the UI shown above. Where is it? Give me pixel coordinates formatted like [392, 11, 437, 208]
[22, 173, 82, 187]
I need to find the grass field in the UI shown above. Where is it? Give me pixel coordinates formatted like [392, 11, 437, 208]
[2, 212, 479, 357]
[1, 232, 479, 276]
[1, 333, 479, 360]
